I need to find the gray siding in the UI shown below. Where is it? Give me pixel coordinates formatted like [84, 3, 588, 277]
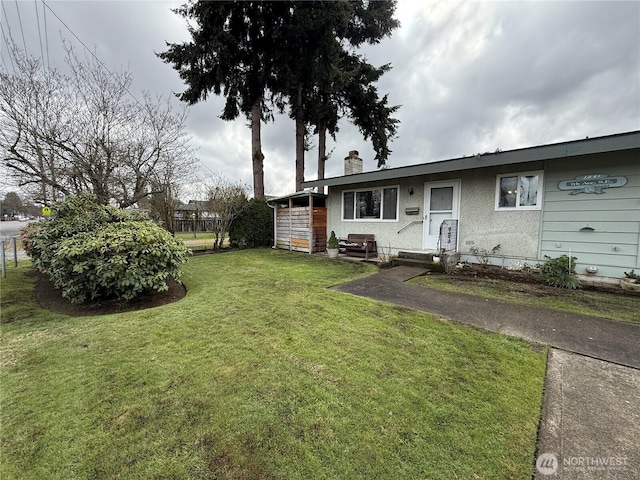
[540, 150, 640, 278]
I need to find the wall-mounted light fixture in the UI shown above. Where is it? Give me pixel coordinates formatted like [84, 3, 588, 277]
[408, 188, 414, 196]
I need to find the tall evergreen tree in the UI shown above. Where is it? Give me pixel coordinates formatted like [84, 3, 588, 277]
[342, 54, 400, 169]
[158, 2, 291, 199]
[274, 1, 400, 189]
[160, 1, 400, 193]
[311, 49, 400, 177]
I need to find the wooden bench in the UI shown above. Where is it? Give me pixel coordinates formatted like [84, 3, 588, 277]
[339, 234, 377, 260]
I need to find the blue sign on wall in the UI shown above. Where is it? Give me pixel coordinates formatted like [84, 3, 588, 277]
[557, 174, 628, 195]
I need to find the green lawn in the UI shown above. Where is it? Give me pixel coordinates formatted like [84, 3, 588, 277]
[1, 250, 546, 479]
[175, 232, 228, 252]
[409, 272, 640, 325]
[175, 231, 217, 240]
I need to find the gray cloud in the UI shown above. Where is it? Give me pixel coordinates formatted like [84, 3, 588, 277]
[2, 1, 638, 197]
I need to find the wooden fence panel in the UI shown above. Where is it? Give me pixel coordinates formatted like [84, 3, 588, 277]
[174, 218, 219, 233]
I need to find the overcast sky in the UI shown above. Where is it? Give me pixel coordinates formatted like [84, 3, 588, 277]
[2, 0, 639, 198]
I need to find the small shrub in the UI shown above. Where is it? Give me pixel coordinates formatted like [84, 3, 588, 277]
[540, 255, 580, 289]
[624, 270, 639, 284]
[327, 231, 340, 249]
[469, 244, 501, 266]
[228, 198, 273, 248]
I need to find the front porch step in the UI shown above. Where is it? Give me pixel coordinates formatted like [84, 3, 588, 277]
[392, 251, 460, 270]
[396, 251, 436, 262]
[392, 257, 439, 269]
[393, 251, 439, 269]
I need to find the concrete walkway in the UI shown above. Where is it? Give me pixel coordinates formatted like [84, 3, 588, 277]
[536, 350, 639, 479]
[335, 266, 640, 479]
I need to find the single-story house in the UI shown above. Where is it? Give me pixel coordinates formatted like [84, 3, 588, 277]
[301, 131, 640, 284]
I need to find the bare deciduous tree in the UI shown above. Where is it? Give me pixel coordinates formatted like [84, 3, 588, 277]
[0, 42, 197, 208]
[201, 176, 249, 250]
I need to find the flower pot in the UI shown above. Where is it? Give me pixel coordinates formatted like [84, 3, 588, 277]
[620, 278, 640, 292]
[327, 248, 339, 259]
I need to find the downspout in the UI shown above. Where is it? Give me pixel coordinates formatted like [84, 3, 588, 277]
[309, 194, 314, 255]
[267, 200, 277, 249]
[289, 198, 293, 251]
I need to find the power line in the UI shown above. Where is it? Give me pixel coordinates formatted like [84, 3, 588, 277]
[0, 22, 16, 72]
[41, 0, 49, 68]
[13, 0, 27, 53]
[40, 0, 146, 109]
[1, 0, 15, 45]
[34, 0, 46, 70]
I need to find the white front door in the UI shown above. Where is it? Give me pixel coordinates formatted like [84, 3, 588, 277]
[423, 180, 460, 250]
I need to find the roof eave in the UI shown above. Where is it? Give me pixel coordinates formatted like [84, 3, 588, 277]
[302, 130, 640, 189]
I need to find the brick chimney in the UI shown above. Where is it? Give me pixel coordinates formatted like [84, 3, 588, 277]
[344, 150, 363, 175]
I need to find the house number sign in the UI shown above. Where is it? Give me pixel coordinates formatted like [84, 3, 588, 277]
[558, 174, 628, 195]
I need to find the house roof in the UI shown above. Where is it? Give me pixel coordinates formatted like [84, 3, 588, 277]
[267, 191, 328, 204]
[176, 200, 208, 212]
[302, 130, 640, 188]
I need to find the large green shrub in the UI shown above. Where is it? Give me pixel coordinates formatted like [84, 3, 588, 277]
[229, 198, 273, 248]
[540, 255, 580, 289]
[22, 194, 148, 273]
[22, 194, 190, 304]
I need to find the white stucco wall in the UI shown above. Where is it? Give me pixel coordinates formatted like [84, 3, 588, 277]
[326, 163, 544, 264]
[327, 178, 426, 255]
[458, 166, 542, 263]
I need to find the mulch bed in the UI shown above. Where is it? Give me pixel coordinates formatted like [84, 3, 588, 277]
[447, 263, 637, 296]
[449, 264, 546, 284]
[34, 272, 187, 317]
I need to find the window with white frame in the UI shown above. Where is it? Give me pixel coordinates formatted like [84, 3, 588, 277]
[343, 186, 398, 220]
[495, 171, 543, 210]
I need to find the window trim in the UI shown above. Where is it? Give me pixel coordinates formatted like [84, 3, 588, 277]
[495, 171, 543, 211]
[342, 185, 400, 222]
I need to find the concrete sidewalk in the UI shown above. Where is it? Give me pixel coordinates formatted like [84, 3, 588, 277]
[536, 350, 639, 479]
[335, 265, 640, 479]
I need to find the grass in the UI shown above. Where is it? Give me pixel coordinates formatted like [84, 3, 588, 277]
[1, 250, 546, 479]
[175, 232, 217, 240]
[175, 231, 228, 252]
[409, 272, 640, 325]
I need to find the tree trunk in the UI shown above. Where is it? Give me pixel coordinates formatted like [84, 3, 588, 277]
[251, 98, 265, 200]
[317, 120, 327, 182]
[295, 85, 305, 192]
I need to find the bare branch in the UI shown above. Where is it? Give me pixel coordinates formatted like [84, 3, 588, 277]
[1, 39, 198, 207]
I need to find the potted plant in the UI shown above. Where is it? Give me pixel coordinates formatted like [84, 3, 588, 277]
[621, 270, 640, 292]
[432, 247, 445, 264]
[326, 231, 340, 258]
